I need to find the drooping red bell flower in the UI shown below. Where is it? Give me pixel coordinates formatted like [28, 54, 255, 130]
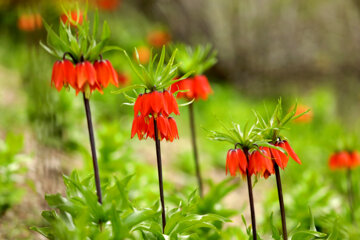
[270, 140, 301, 169]
[131, 90, 180, 141]
[131, 115, 148, 140]
[96, 0, 120, 10]
[133, 46, 150, 64]
[117, 71, 130, 86]
[170, 75, 212, 100]
[147, 30, 171, 48]
[75, 61, 102, 94]
[18, 13, 42, 32]
[294, 104, 313, 123]
[134, 91, 179, 118]
[329, 151, 360, 170]
[60, 11, 84, 27]
[248, 147, 274, 178]
[51, 59, 75, 91]
[93, 59, 119, 88]
[226, 148, 247, 177]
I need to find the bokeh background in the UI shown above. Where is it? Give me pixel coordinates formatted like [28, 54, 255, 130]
[1, 0, 360, 239]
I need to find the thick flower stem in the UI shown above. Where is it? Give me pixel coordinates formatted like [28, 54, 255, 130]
[153, 118, 166, 232]
[274, 163, 287, 240]
[347, 168, 355, 223]
[244, 150, 257, 240]
[83, 94, 102, 204]
[189, 103, 203, 197]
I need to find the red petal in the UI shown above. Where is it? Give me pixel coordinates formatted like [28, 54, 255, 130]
[131, 116, 138, 139]
[94, 60, 110, 88]
[151, 91, 164, 114]
[63, 60, 76, 88]
[227, 150, 238, 176]
[51, 61, 64, 91]
[236, 149, 247, 174]
[134, 94, 144, 116]
[193, 75, 212, 100]
[105, 60, 119, 87]
[284, 141, 301, 164]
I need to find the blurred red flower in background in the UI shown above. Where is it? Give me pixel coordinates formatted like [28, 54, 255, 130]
[17, 13, 42, 32]
[96, 0, 120, 11]
[131, 90, 179, 141]
[147, 30, 171, 48]
[116, 71, 130, 86]
[170, 75, 213, 100]
[329, 151, 360, 170]
[293, 104, 313, 123]
[133, 46, 150, 64]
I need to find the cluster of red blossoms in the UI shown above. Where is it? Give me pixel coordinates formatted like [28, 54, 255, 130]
[131, 91, 179, 141]
[329, 151, 360, 170]
[51, 59, 119, 94]
[170, 75, 212, 100]
[226, 141, 301, 178]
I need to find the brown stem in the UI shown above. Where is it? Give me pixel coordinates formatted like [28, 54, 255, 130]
[153, 118, 166, 232]
[83, 94, 102, 204]
[274, 163, 287, 240]
[189, 103, 203, 197]
[244, 149, 257, 240]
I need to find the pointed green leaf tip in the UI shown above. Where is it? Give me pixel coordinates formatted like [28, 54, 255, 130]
[253, 98, 310, 142]
[173, 43, 217, 76]
[41, 8, 117, 63]
[121, 46, 191, 92]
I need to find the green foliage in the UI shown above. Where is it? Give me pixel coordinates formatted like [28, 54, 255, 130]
[254, 99, 310, 142]
[173, 44, 217, 75]
[208, 120, 284, 153]
[115, 46, 191, 94]
[41, 9, 118, 62]
[0, 133, 27, 216]
[31, 171, 229, 240]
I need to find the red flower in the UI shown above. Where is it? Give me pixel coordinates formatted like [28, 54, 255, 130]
[133, 46, 150, 64]
[248, 147, 274, 178]
[283, 141, 301, 165]
[226, 148, 247, 177]
[93, 59, 119, 88]
[117, 71, 130, 86]
[51, 60, 75, 91]
[270, 140, 301, 169]
[167, 117, 179, 142]
[75, 61, 102, 94]
[294, 104, 313, 123]
[18, 13, 42, 32]
[170, 75, 212, 100]
[96, 0, 120, 10]
[131, 115, 148, 140]
[61, 11, 84, 27]
[147, 30, 171, 48]
[131, 90, 180, 141]
[329, 151, 360, 170]
[134, 91, 179, 117]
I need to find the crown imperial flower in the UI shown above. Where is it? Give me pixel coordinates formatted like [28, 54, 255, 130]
[131, 90, 180, 141]
[329, 151, 360, 170]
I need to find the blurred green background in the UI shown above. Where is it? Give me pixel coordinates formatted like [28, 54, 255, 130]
[1, 0, 360, 239]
